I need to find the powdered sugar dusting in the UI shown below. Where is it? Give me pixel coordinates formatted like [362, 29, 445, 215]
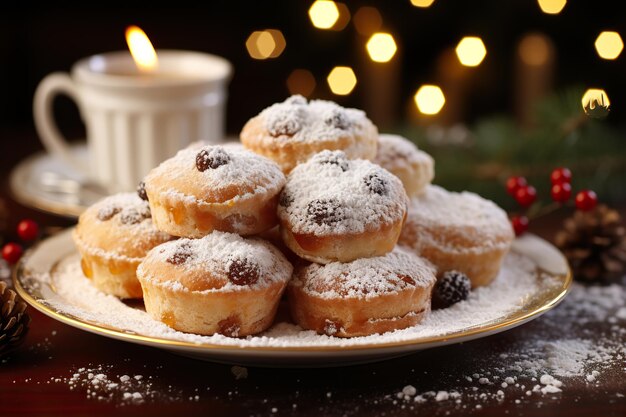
[145, 145, 285, 204]
[93, 193, 152, 228]
[374, 134, 433, 173]
[278, 150, 408, 235]
[403, 185, 514, 252]
[138, 232, 292, 293]
[260, 95, 370, 143]
[74, 193, 172, 261]
[41, 249, 549, 347]
[291, 247, 436, 300]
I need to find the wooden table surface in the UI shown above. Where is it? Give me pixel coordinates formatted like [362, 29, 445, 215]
[1, 163, 625, 417]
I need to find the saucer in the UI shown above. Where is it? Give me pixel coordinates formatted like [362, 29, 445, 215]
[9, 144, 108, 218]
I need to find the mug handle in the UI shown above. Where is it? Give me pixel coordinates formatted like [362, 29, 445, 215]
[33, 72, 90, 175]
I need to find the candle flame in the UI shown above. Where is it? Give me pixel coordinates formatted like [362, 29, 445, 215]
[125, 25, 158, 71]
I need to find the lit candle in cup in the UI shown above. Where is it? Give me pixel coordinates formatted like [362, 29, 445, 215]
[126, 25, 159, 73]
[34, 26, 233, 193]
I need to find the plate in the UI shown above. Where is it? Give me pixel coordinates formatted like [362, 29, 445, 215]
[9, 144, 108, 218]
[14, 229, 571, 367]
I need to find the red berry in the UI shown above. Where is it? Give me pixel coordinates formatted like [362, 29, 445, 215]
[551, 182, 572, 203]
[511, 215, 529, 236]
[2, 242, 23, 264]
[575, 189, 598, 211]
[515, 185, 537, 207]
[17, 219, 39, 241]
[506, 176, 527, 196]
[550, 167, 572, 185]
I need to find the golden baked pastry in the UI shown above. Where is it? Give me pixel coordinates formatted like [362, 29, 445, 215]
[374, 134, 434, 197]
[137, 231, 293, 337]
[278, 150, 409, 264]
[399, 185, 515, 287]
[72, 193, 174, 299]
[240, 95, 378, 173]
[143, 144, 286, 238]
[288, 246, 436, 337]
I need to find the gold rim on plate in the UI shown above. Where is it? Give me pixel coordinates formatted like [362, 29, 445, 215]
[13, 229, 572, 353]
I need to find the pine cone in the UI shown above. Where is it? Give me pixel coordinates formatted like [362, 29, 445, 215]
[554, 204, 626, 281]
[0, 281, 31, 357]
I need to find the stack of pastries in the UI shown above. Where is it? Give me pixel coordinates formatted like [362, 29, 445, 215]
[72, 95, 514, 338]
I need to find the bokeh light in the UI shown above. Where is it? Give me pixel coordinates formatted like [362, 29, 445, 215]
[353, 7, 383, 36]
[414, 85, 445, 115]
[246, 30, 286, 60]
[595, 31, 623, 60]
[518, 33, 551, 66]
[331, 3, 351, 31]
[410, 0, 436, 8]
[366, 33, 397, 63]
[309, 1, 340, 30]
[266, 30, 286, 58]
[582, 89, 611, 118]
[327, 66, 357, 95]
[287, 69, 316, 97]
[537, 0, 567, 15]
[455, 37, 487, 67]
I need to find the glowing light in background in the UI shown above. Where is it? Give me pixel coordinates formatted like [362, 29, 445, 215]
[455, 37, 487, 67]
[366, 33, 397, 63]
[266, 30, 286, 58]
[256, 32, 276, 58]
[246, 30, 286, 60]
[518, 33, 550, 66]
[353, 7, 383, 36]
[595, 31, 623, 60]
[414, 85, 445, 115]
[537, 0, 567, 14]
[327, 66, 357, 95]
[309, 1, 340, 29]
[410, 0, 436, 8]
[582, 89, 611, 118]
[246, 32, 269, 59]
[125, 25, 158, 71]
[287, 69, 316, 97]
[331, 3, 351, 31]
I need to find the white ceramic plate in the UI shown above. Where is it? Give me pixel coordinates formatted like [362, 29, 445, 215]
[15, 229, 571, 367]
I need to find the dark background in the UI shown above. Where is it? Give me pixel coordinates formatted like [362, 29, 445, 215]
[1, 1, 625, 175]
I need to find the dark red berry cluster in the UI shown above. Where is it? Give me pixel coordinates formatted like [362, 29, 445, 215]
[2, 219, 40, 265]
[506, 167, 598, 237]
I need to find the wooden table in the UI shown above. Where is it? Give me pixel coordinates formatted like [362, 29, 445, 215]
[1, 175, 625, 417]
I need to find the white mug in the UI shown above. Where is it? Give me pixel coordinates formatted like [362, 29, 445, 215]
[34, 50, 232, 192]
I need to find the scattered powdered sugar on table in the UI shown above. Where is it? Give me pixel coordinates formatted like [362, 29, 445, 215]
[40, 251, 543, 348]
[384, 276, 626, 412]
[9, 361, 198, 405]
